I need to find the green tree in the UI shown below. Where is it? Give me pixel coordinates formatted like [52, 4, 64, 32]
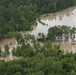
[1, 51, 7, 57]
[14, 72, 22, 75]
[0, 61, 5, 75]
[15, 33, 24, 44]
[70, 70, 76, 75]
[0, 47, 1, 57]
[7, 65, 23, 75]
[5, 44, 9, 55]
[12, 47, 16, 56]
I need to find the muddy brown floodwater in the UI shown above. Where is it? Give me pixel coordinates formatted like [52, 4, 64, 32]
[0, 6, 76, 61]
[0, 38, 16, 49]
[1, 6, 76, 49]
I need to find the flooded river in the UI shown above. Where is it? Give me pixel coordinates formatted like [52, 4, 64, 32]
[0, 6, 76, 61]
[30, 6, 76, 36]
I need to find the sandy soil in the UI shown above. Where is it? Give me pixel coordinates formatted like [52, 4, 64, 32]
[0, 56, 22, 62]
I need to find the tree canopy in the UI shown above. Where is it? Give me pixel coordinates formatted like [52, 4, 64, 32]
[0, 40, 76, 75]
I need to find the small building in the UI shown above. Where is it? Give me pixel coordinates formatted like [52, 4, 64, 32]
[36, 36, 42, 41]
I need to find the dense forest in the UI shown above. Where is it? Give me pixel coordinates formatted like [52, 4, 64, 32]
[0, 0, 76, 75]
[0, 0, 76, 39]
[1, 40, 76, 75]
